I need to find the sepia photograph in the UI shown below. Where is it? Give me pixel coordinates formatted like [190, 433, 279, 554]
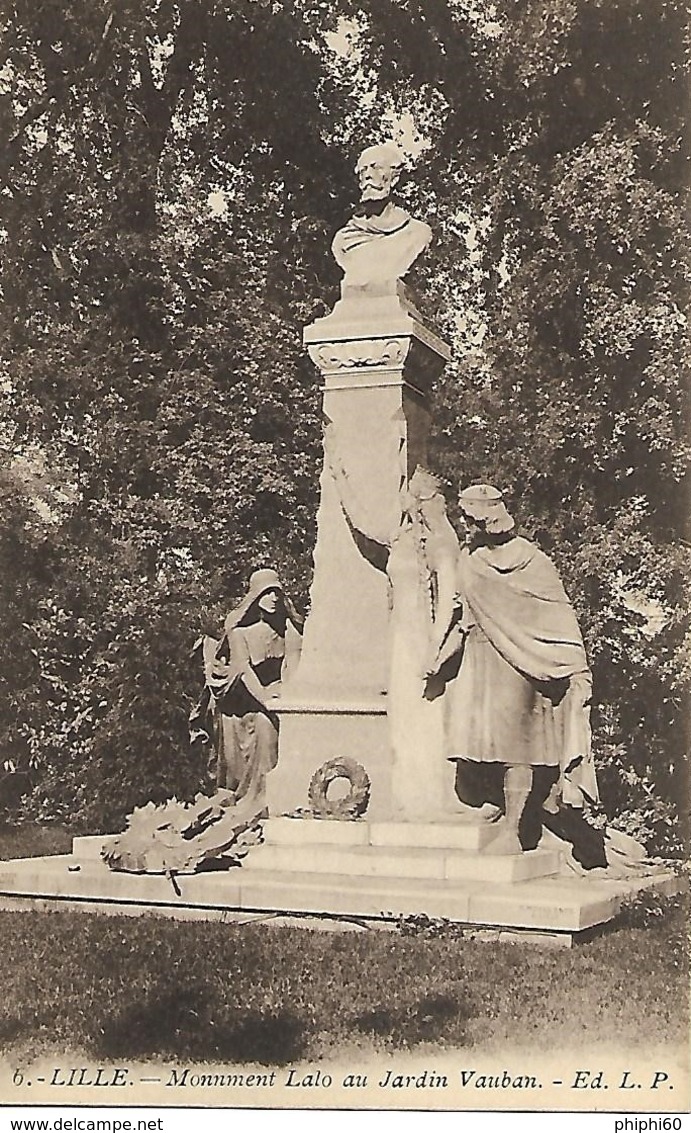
[0, 0, 688, 1117]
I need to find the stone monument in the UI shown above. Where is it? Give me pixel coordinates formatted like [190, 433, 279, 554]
[267, 142, 452, 821]
[0, 141, 674, 939]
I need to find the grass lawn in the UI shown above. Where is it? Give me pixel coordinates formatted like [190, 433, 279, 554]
[0, 824, 687, 1065]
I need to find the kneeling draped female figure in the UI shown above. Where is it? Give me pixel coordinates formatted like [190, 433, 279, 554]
[201, 569, 303, 810]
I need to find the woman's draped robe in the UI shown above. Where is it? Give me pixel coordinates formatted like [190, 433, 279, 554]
[210, 621, 284, 804]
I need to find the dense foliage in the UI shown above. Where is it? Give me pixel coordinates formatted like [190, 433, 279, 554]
[0, 0, 687, 845]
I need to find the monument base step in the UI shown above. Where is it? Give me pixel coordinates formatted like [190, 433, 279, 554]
[241, 841, 560, 884]
[72, 816, 561, 883]
[72, 814, 501, 859]
[0, 848, 678, 941]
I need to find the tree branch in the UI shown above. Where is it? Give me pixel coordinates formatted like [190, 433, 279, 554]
[135, 3, 206, 162]
[2, 8, 117, 177]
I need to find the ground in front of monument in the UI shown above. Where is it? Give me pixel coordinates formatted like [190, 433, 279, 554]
[0, 824, 686, 1086]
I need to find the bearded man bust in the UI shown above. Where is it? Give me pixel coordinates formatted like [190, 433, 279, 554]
[331, 143, 432, 291]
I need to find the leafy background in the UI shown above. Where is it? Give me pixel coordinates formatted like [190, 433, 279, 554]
[0, 0, 687, 850]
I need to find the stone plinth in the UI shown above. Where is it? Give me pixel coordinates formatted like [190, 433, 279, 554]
[243, 818, 561, 884]
[0, 829, 679, 940]
[267, 697, 390, 820]
[268, 286, 450, 820]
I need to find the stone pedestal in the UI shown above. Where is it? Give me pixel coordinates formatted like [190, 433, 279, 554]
[267, 286, 450, 820]
[0, 832, 679, 941]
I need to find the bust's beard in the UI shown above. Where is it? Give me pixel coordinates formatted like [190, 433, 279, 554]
[356, 192, 391, 216]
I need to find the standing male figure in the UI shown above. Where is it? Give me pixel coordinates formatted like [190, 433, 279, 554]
[427, 484, 598, 855]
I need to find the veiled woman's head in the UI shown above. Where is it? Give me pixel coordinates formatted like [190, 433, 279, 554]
[223, 568, 304, 641]
[228, 568, 286, 630]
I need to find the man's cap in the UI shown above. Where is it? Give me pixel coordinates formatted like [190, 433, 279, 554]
[458, 483, 514, 533]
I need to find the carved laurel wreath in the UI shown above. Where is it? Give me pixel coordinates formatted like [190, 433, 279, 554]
[308, 757, 371, 820]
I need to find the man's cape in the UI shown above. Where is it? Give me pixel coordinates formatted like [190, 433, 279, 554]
[453, 537, 598, 806]
[457, 537, 590, 683]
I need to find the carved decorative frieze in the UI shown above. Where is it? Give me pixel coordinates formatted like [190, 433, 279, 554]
[309, 337, 409, 373]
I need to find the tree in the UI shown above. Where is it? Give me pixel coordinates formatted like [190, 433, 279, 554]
[1, 0, 687, 849]
[0, 0, 357, 826]
[356, 0, 690, 849]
